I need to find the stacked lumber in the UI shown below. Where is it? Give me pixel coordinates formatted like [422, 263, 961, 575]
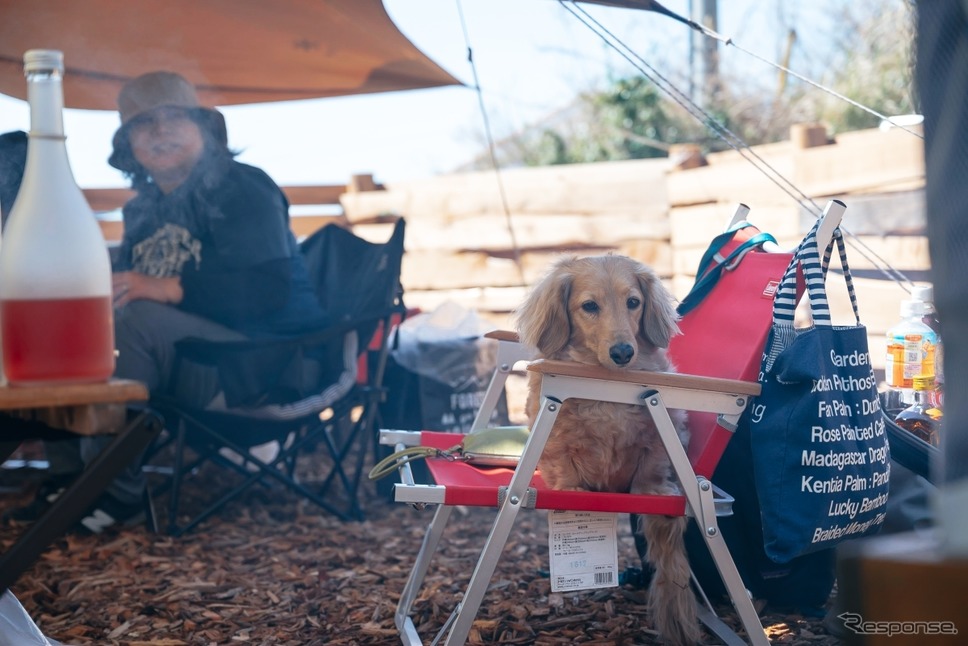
[342, 158, 673, 319]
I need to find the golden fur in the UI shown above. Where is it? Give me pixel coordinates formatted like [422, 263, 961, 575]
[514, 254, 700, 645]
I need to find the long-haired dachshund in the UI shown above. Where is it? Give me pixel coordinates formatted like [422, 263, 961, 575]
[514, 254, 700, 645]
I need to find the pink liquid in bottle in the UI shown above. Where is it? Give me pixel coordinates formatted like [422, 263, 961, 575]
[1, 296, 115, 384]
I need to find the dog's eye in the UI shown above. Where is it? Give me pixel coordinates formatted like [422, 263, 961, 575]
[627, 297, 641, 310]
[581, 301, 600, 313]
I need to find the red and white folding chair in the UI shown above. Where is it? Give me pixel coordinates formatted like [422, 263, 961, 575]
[379, 201, 846, 645]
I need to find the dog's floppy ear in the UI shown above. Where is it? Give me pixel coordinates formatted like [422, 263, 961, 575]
[514, 257, 575, 356]
[636, 264, 681, 349]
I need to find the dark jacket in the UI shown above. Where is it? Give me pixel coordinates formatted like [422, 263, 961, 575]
[113, 156, 328, 337]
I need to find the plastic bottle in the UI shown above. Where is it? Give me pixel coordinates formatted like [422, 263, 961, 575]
[0, 50, 115, 384]
[894, 375, 942, 446]
[884, 291, 938, 406]
[911, 284, 944, 409]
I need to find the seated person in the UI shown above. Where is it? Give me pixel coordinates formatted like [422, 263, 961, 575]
[6, 71, 328, 533]
[0, 130, 27, 225]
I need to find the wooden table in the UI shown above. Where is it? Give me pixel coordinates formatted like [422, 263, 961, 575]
[837, 529, 968, 645]
[0, 379, 162, 593]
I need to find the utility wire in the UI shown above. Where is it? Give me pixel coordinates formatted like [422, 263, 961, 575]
[678, 9, 925, 142]
[456, 0, 526, 285]
[563, 0, 917, 291]
[563, 2, 825, 214]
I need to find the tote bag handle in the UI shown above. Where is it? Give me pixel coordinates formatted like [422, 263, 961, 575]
[765, 202, 859, 371]
[771, 203, 859, 328]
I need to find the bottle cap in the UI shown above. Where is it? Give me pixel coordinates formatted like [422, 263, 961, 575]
[901, 298, 929, 317]
[913, 375, 935, 391]
[23, 49, 64, 75]
[911, 284, 933, 303]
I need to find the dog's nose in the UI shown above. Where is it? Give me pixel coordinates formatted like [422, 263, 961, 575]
[609, 342, 635, 366]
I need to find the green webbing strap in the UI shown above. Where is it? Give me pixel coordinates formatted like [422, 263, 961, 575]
[368, 426, 531, 480]
[676, 224, 777, 316]
[368, 444, 461, 481]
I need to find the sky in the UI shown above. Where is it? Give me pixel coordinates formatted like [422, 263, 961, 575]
[0, 0, 861, 190]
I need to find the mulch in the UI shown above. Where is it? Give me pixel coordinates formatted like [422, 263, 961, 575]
[0, 446, 843, 646]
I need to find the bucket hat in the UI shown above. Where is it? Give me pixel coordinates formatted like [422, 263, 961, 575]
[109, 71, 227, 171]
[117, 71, 205, 125]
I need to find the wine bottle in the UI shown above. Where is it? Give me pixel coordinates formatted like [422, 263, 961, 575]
[0, 50, 115, 385]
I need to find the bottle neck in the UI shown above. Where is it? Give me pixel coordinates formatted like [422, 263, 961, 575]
[26, 70, 66, 139]
[12, 65, 87, 230]
[913, 386, 933, 404]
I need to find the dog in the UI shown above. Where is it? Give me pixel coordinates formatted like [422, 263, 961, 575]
[514, 254, 700, 645]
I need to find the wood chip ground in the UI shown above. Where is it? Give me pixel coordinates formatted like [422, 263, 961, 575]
[0, 447, 843, 646]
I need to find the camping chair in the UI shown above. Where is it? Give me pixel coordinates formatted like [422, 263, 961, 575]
[146, 218, 406, 535]
[378, 202, 846, 645]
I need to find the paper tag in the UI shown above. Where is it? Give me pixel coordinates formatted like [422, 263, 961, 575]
[547, 510, 619, 592]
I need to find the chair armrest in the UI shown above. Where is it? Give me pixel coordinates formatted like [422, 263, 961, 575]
[484, 329, 520, 343]
[170, 308, 403, 408]
[526, 359, 761, 397]
[173, 308, 402, 366]
[174, 325, 349, 365]
[468, 329, 533, 432]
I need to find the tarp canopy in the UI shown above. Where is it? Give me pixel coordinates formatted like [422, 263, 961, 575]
[0, 0, 461, 110]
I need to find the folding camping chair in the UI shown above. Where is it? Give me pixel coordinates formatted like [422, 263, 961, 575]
[378, 202, 846, 645]
[146, 218, 406, 535]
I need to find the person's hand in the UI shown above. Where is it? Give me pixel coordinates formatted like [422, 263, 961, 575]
[112, 271, 183, 307]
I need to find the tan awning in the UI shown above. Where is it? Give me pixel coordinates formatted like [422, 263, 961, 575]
[0, 0, 461, 110]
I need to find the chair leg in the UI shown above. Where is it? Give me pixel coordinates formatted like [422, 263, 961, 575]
[395, 504, 455, 644]
[641, 392, 768, 645]
[142, 485, 159, 534]
[166, 420, 189, 535]
[441, 494, 527, 645]
[696, 514, 770, 646]
[316, 417, 357, 489]
[180, 429, 352, 535]
[313, 412, 371, 519]
[347, 401, 384, 518]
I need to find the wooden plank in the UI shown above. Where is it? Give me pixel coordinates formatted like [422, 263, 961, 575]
[668, 127, 925, 210]
[667, 142, 796, 207]
[619, 239, 674, 274]
[403, 285, 530, 316]
[528, 358, 761, 396]
[835, 190, 926, 235]
[342, 159, 669, 222]
[401, 243, 673, 292]
[795, 127, 924, 197]
[671, 275, 699, 301]
[98, 220, 124, 243]
[824, 273, 915, 336]
[289, 214, 347, 239]
[839, 235, 931, 272]
[401, 212, 671, 253]
[669, 203, 803, 249]
[83, 184, 347, 214]
[84, 187, 134, 212]
[99, 214, 347, 243]
[281, 184, 347, 206]
[0, 379, 147, 410]
[668, 203, 737, 247]
[402, 252, 522, 290]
